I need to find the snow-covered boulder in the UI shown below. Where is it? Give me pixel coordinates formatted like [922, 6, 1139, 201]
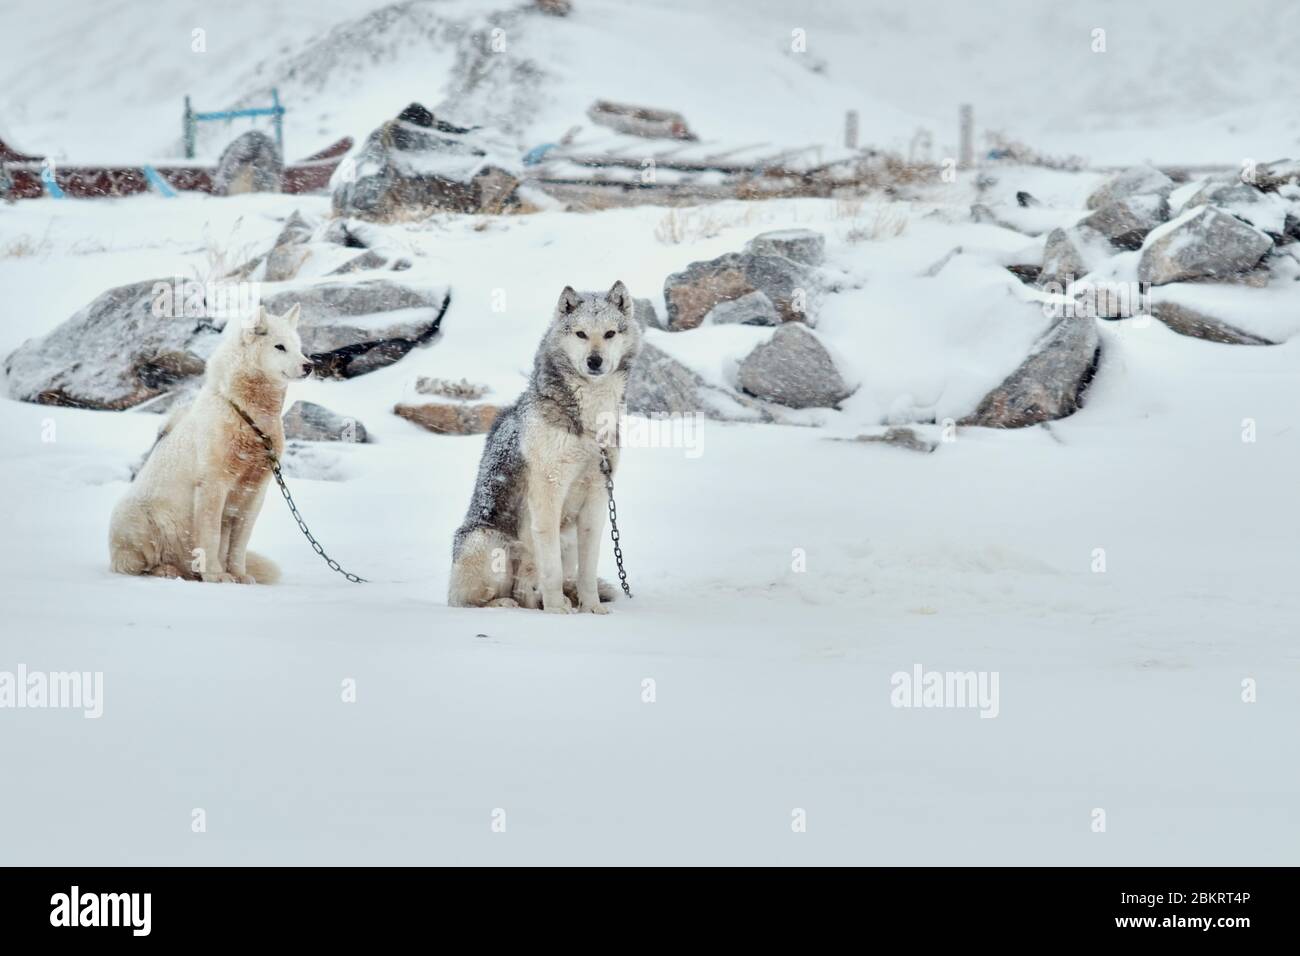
[282, 401, 369, 442]
[664, 251, 813, 330]
[213, 130, 283, 196]
[633, 298, 665, 331]
[261, 280, 450, 378]
[264, 211, 314, 281]
[743, 229, 826, 267]
[5, 278, 214, 409]
[1080, 192, 1169, 250]
[1086, 164, 1173, 210]
[624, 342, 770, 420]
[736, 325, 854, 409]
[960, 316, 1099, 428]
[1137, 206, 1273, 286]
[1040, 225, 1113, 285]
[704, 290, 780, 326]
[1149, 300, 1275, 345]
[332, 102, 521, 220]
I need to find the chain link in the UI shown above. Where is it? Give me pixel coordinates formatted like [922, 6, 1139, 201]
[229, 398, 367, 584]
[599, 446, 632, 599]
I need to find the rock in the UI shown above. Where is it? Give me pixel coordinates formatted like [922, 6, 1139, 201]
[394, 401, 499, 435]
[213, 131, 283, 196]
[1086, 164, 1173, 210]
[586, 100, 697, 141]
[1040, 225, 1113, 286]
[1149, 301, 1275, 345]
[736, 324, 854, 409]
[264, 211, 314, 281]
[261, 279, 451, 378]
[664, 252, 812, 330]
[1184, 178, 1263, 211]
[1254, 159, 1300, 192]
[332, 102, 521, 220]
[1137, 206, 1273, 286]
[4, 278, 218, 409]
[704, 290, 780, 326]
[632, 298, 665, 331]
[535, 0, 572, 14]
[327, 250, 389, 275]
[743, 229, 826, 267]
[282, 400, 369, 442]
[623, 342, 773, 421]
[1080, 192, 1169, 250]
[839, 427, 937, 454]
[6, 276, 453, 409]
[415, 377, 489, 399]
[959, 315, 1099, 428]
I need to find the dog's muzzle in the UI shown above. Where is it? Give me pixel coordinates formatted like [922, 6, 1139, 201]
[586, 354, 604, 373]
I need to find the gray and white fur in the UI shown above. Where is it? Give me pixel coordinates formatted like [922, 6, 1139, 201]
[449, 280, 642, 613]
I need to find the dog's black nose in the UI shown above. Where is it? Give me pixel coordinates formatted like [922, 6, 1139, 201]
[587, 354, 603, 371]
[301, 362, 314, 375]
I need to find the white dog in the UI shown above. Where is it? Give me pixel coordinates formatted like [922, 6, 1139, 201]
[448, 281, 642, 613]
[108, 305, 311, 583]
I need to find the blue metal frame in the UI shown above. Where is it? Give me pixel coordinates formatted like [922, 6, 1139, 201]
[183, 89, 284, 159]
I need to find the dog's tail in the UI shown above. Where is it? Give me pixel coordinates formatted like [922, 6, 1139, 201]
[245, 551, 281, 585]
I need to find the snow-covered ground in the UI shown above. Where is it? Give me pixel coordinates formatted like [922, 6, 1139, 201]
[2, 183, 1298, 864]
[3, 0, 1300, 866]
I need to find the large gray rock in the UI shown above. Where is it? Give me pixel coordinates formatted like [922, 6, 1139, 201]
[332, 102, 521, 220]
[1086, 164, 1173, 210]
[960, 316, 1100, 428]
[736, 325, 854, 409]
[264, 211, 314, 281]
[704, 290, 780, 326]
[261, 279, 451, 378]
[664, 252, 813, 330]
[1080, 192, 1169, 249]
[6, 277, 451, 409]
[4, 278, 216, 409]
[282, 400, 369, 442]
[1137, 206, 1273, 286]
[632, 298, 665, 331]
[213, 130, 283, 196]
[1183, 178, 1264, 211]
[1149, 300, 1275, 345]
[743, 229, 826, 267]
[624, 343, 772, 421]
[1040, 225, 1113, 286]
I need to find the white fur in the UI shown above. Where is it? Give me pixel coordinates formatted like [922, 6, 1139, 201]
[108, 305, 310, 584]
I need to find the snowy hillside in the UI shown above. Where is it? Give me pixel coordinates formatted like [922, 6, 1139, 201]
[5, 0, 1300, 164]
[2, 1, 1299, 868]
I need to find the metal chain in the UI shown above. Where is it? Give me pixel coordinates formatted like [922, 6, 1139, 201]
[229, 398, 367, 584]
[599, 446, 632, 598]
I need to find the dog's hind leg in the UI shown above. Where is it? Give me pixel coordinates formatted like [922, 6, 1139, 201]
[448, 529, 514, 607]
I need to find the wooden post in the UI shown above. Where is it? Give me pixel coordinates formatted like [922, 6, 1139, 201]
[272, 87, 284, 156]
[958, 104, 973, 169]
[844, 110, 859, 150]
[183, 96, 195, 159]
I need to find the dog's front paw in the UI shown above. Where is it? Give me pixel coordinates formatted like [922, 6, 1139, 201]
[200, 571, 238, 584]
[234, 573, 257, 585]
[542, 592, 575, 614]
[581, 603, 612, 615]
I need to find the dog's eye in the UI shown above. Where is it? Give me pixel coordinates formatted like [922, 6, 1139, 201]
[274, 344, 287, 352]
[604, 330, 616, 339]
[574, 331, 587, 339]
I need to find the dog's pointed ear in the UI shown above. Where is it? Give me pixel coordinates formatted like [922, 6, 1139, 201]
[556, 285, 581, 317]
[606, 280, 632, 316]
[282, 303, 302, 328]
[242, 306, 269, 341]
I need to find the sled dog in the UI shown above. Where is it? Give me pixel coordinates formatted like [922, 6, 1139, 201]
[108, 304, 312, 583]
[449, 281, 642, 612]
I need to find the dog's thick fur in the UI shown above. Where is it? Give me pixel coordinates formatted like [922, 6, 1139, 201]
[108, 305, 312, 583]
[449, 281, 642, 613]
